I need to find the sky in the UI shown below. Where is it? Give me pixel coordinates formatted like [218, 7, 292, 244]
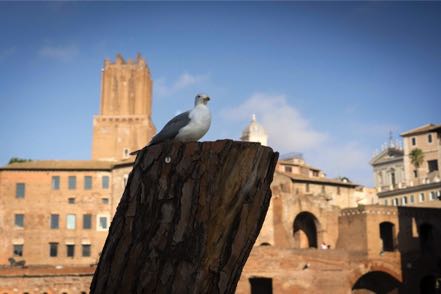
[0, 2, 440, 186]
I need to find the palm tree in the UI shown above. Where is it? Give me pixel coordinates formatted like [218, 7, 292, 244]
[409, 148, 424, 181]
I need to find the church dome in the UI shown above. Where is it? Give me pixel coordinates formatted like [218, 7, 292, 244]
[240, 114, 268, 145]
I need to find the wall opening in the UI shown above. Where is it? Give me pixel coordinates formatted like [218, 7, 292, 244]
[379, 222, 395, 252]
[419, 223, 434, 254]
[293, 211, 319, 248]
[352, 271, 400, 293]
[249, 277, 273, 294]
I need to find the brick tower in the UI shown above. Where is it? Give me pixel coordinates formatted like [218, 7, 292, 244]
[92, 53, 156, 161]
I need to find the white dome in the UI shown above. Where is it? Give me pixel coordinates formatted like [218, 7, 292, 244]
[240, 114, 268, 146]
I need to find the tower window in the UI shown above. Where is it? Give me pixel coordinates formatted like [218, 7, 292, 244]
[411, 137, 416, 146]
[428, 134, 432, 143]
[13, 244, 23, 257]
[102, 176, 110, 189]
[68, 176, 77, 190]
[66, 244, 75, 257]
[15, 214, 24, 228]
[49, 242, 58, 257]
[84, 176, 92, 190]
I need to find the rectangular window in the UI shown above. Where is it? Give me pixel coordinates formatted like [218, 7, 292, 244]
[15, 214, 24, 228]
[84, 176, 92, 190]
[49, 242, 58, 257]
[284, 166, 292, 173]
[16, 183, 25, 198]
[413, 170, 418, 178]
[402, 196, 407, 206]
[97, 216, 109, 230]
[428, 160, 439, 173]
[66, 244, 75, 257]
[411, 137, 416, 146]
[393, 198, 398, 206]
[102, 176, 110, 189]
[13, 244, 23, 257]
[67, 214, 76, 230]
[68, 197, 76, 204]
[51, 176, 60, 190]
[384, 200, 388, 206]
[410, 195, 415, 204]
[102, 198, 109, 204]
[430, 191, 436, 201]
[419, 192, 425, 202]
[83, 214, 92, 229]
[68, 176, 77, 190]
[428, 134, 432, 143]
[50, 214, 59, 229]
[82, 244, 91, 257]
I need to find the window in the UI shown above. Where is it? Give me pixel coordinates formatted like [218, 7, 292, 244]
[102, 198, 109, 204]
[305, 183, 310, 193]
[411, 137, 416, 146]
[13, 244, 23, 257]
[15, 214, 24, 228]
[410, 195, 415, 204]
[50, 214, 59, 229]
[428, 134, 432, 143]
[393, 198, 399, 206]
[97, 215, 109, 231]
[419, 192, 425, 202]
[337, 186, 341, 195]
[83, 214, 92, 229]
[49, 242, 58, 257]
[82, 244, 91, 257]
[284, 166, 292, 173]
[414, 170, 418, 178]
[68, 176, 77, 190]
[67, 214, 76, 229]
[430, 191, 436, 201]
[402, 196, 407, 206]
[428, 160, 439, 173]
[312, 170, 319, 177]
[102, 176, 110, 189]
[51, 176, 60, 190]
[68, 197, 76, 204]
[84, 176, 92, 190]
[384, 199, 388, 206]
[16, 183, 25, 198]
[66, 244, 75, 257]
[249, 277, 273, 294]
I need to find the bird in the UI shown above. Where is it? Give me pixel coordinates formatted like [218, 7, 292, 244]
[130, 93, 211, 155]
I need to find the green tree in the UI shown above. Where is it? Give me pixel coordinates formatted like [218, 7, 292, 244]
[8, 157, 32, 164]
[409, 148, 424, 178]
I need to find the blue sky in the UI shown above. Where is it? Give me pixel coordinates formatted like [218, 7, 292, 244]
[0, 2, 440, 186]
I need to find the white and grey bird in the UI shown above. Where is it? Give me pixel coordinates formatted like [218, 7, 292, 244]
[131, 93, 211, 154]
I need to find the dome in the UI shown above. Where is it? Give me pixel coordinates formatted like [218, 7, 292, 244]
[240, 114, 268, 145]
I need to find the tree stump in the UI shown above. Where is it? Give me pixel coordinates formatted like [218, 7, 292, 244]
[90, 140, 278, 294]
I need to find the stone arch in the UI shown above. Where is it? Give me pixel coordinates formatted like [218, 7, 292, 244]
[379, 221, 395, 252]
[352, 271, 401, 293]
[293, 211, 320, 248]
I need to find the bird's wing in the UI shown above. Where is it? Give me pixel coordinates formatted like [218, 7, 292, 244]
[149, 111, 191, 145]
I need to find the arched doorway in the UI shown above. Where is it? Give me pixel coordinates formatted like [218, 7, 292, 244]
[293, 211, 319, 248]
[352, 271, 401, 293]
[379, 222, 395, 252]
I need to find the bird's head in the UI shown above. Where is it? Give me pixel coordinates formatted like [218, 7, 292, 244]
[195, 93, 210, 106]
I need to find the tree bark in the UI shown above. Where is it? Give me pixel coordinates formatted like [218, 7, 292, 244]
[90, 140, 278, 294]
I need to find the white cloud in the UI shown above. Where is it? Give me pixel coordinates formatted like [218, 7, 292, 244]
[221, 93, 327, 152]
[156, 72, 209, 96]
[38, 44, 78, 62]
[220, 92, 373, 185]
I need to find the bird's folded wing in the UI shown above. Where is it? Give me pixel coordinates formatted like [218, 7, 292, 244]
[149, 111, 191, 145]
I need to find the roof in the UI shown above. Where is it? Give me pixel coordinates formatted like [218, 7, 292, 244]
[400, 123, 441, 137]
[377, 181, 441, 197]
[0, 160, 115, 171]
[278, 171, 359, 187]
[0, 265, 95, 277]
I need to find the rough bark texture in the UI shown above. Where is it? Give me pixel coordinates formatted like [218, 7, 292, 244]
[90, 140, 278, 294]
